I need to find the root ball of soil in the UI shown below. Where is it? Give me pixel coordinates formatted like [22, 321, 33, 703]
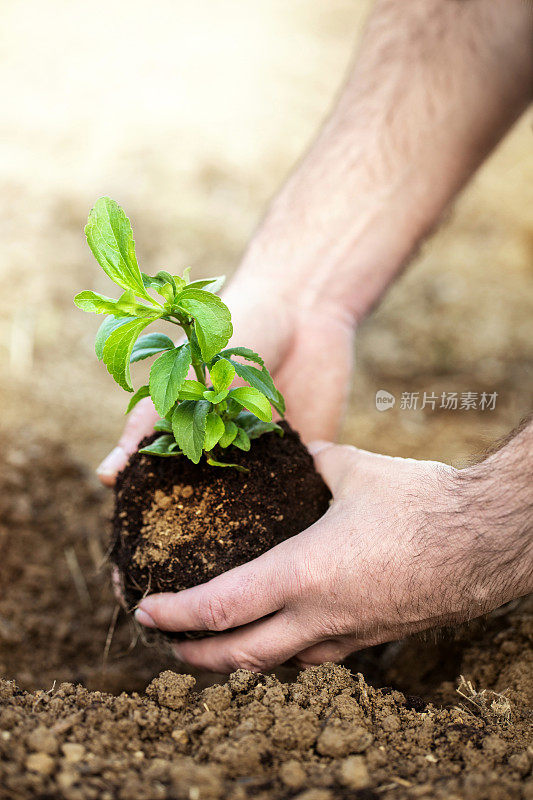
[112, 422, 331, 608]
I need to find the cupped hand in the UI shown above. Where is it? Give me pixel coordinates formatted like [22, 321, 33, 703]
[132, 443, 491, 673]
[96, 277, 355, 486]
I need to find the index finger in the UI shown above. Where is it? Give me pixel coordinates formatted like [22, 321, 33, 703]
[135, 538, 297, 633]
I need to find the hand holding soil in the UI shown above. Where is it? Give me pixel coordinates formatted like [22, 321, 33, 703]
[3, 1, 533, 797]
[72, 0, 532, 685]
[133, 436, 533, 672]
[84, 0, 533, 685]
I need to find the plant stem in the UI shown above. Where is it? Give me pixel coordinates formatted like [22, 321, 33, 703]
[192, 363, 206, 384]
[177, 319, 206, 385]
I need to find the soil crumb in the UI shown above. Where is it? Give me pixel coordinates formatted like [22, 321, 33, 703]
[112, 422, 332, 606]
[1, 430, 532, 799]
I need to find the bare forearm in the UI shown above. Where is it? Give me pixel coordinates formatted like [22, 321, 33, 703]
[449, 419, 533, 612]
[236, 0, 532, 321]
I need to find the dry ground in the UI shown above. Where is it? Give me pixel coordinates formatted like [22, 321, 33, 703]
[0, 2, 531, 798]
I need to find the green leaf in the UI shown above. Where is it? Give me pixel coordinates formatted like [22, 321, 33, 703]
[228, 387, 272, 422]
[85, 197, 151, 300]
[95, 315, 135, 360]
[139, 434, 181, 457]
[154, 270, 176, 288]
[186, 275, 226, 294]
[203, 389, 228, 403]
[75, 290, 121, 315]
[178, 379, 206, 400]
[175, 288, 232, 362]
[235, 411, 284, 440]
[224, 398, 243, 419]
[212, 347, 284, 414]
[154, 418, 173, 433]
[142, 271, 177, 302]
[149, 344, 192, 417]
[102, 318, 153, 391]
[115, 291, 159, 318]
[131, 332, 175, 363]
[232, 427, 251, 451]
[217, 346, 264, 366]
[209, 358, 235, 393]
[204, 412, 225, 451]
[218, 420, 238, 448]
[125, 384, 150, 413]
[172, 400, 210, 464]
[207, 457, 248, 473]
[75, 288, 157, 319]
[230, 362, 285, 415]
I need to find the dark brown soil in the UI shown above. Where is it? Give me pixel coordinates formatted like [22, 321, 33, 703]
[112, 423, 331, 608]
[1, 429, 532, 800]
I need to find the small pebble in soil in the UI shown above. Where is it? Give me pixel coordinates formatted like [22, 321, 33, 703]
[25, 752, 55, 775]
[27, 725, 59, 755]
[338, 755, 371, 790]
[61, 742, 86, 762]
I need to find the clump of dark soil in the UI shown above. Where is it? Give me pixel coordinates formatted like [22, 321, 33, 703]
[112, 422, 331, 607]
[1, 430, 532, 800]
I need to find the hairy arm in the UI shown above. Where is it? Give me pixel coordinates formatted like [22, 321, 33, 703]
[128, 3, 533, 672]
[237, 0, 533, 318]
[447, 419, 533, 614]
[223, 0, 533, 441]
[98, 0, 533, 474]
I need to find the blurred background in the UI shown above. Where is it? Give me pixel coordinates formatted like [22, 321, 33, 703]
[0, 0, 531, 469]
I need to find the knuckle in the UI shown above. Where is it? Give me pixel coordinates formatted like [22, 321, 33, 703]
[195, 593, 231, 632]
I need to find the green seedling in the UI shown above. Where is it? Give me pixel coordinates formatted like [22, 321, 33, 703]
[75, 197, 285, 470]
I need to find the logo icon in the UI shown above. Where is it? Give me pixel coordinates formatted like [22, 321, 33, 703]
[375, 390, 395, 412]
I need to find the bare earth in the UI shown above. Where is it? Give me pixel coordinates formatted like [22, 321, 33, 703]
[0, 2, 531, 798]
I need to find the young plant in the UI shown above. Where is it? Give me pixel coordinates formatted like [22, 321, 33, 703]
[75, 197, 285, 470]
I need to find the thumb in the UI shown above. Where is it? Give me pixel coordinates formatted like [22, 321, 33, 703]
[307, 440, 361, 496]
[96, 397, 159, 486]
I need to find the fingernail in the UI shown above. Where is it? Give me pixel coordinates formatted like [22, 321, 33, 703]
[96, 446, 126, 479]
[172, 643, 183, 661]
[134, 608, 156, 628]
[307, 440, 331, 456]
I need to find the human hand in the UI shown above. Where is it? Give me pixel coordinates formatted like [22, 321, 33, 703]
[132, 442, 505, 672]
[96, 277, 356, 486]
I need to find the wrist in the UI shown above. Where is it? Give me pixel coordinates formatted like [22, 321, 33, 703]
[235, 136, 445, 326]
[230, 255, 360, 336]
[238, 213, 398, 327]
